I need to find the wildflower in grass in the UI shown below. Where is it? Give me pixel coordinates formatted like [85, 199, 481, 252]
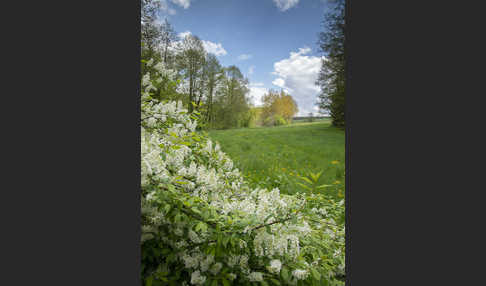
[331, 160, 339, 165]
[334, 180, 341, 184]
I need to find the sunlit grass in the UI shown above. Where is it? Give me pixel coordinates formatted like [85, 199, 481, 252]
[208, 121, 345, 198]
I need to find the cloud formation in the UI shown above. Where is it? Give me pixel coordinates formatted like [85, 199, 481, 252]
[202, 41, 227, 56]
[178, 31, 192, 39]
[271, 47, 324, 116]
[157, 0, 191, 15]
[177, 31, 227, 56]
[237, 54, 253, 61]
[248, 84, 268, 107]
[272, 0, 299, 11]
[170, 0, 191, 9]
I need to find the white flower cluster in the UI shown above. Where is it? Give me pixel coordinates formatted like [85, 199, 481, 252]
[190, 270, 206, 285]
[292, 269, 309, 280]
[248, 272, 264, 282]
[269, 259, 282, 274]
[142, 59, 178, 99]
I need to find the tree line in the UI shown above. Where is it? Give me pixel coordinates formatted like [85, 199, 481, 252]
[141, 0, 299, 130]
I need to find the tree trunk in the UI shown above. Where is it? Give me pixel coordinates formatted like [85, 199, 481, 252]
[206, 84, 214, 127]
[163, 38, 169, 64]
[189, 73, 193, 113]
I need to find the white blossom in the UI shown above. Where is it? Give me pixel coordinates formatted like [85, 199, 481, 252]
[292, 269, 308, 280]
[199, 255, 214, 272]
[209, 262, 223, 275]
[248, 272, 264, 282]
[190, 271, 206, 285]
[227, 273, 237, 281]
[269, 259, 282, 274]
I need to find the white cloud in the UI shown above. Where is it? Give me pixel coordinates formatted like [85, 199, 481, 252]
[157, 0, 191, 15]
[170, 0, 191, 9]
[251, 82, 265, 87]
[202, 41, 227, 56]
[272, 78, 285, 88]
[273, 0, 299, 11]
[271, 47, 324, 116]
[178, 30, 192, 39]
[238, 54, 253, 61]
[177, 31, 227, 56]
[248, 86, 268, 106]
[248, 65, 255, 75]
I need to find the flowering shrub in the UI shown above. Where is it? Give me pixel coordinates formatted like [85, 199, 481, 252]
[141, 59, 345, 286]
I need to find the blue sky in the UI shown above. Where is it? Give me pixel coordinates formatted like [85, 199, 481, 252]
[157, 0, 331, 116]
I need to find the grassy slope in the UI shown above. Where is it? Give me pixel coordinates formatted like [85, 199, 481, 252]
[208, 120, 345, 199]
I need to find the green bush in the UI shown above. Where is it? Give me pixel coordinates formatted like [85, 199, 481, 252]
[263, 115, 287, 127]
[274, 115, 287, 126]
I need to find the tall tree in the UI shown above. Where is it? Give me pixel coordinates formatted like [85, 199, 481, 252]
[201, 53, 224, 127]
[176, 34, 207, 113]
[141, 0, 162, 57]
[316, 0, 345, 128]
[160, 18, 178, 65]
[213, 66, 250, 129]
[261, 89, 298, 125]
[141, 0, 163, 77]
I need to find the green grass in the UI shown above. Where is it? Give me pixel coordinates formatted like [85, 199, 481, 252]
[208, 120, 345, 199]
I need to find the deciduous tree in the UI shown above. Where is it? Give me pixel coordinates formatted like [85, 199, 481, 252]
[176, 34, 206, 113]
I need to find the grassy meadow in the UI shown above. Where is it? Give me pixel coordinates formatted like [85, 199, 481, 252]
[208, 119, 345, 199]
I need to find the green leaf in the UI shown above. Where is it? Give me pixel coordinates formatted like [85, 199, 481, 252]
[310, 171, 323, 182]
[297, 183, 313, 191]
[311, 268, 321, 281]
[317, 185, 333, 189]
[211, 279, 218, 286]
[299, 176, 314, 185]
[145, 276, 153, 286]
[222, 279, 231, 286]
[281, 267, 289, 281]
[195, 222, 206, 232]
[270, 279, 281, 285]
[222, 236, 230, 248]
